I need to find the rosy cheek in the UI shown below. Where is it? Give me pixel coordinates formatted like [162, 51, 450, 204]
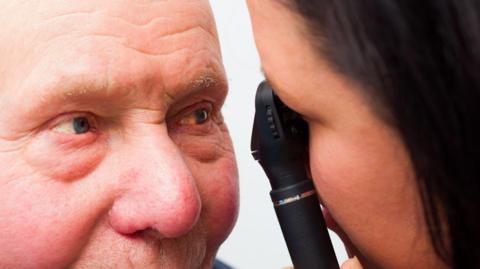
[169, 126, 226, 162]
[180, 127, 239, 248]
[0, 180, 101, 268]
[22, 131, 107, 181]
[196, 156, 239, 249]
[170, 122, 239, 247]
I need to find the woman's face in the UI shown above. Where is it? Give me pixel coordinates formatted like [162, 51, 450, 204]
[247, 1, 444, 268]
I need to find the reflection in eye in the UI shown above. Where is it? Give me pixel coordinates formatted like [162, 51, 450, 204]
[53, 117, 92, 135]
[180, 108, 210, 126]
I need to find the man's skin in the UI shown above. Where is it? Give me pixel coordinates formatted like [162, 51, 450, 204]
[0, 1, 239, 268]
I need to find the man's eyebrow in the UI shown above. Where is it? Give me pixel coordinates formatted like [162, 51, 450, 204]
[166, 72, 226, 105]
[19, 77, 119, 119]
[187, 73, 222, 98]
[20, 70, 227, 122]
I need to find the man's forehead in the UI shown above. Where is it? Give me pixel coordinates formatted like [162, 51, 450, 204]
[1, 0, 217, 52]
[0, 0, 226, 129]
[1, 0, 213, 20]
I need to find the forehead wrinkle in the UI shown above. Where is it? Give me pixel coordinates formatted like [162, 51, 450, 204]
[1, 0, 223, 124]
[0, 1, 219, 66]
[39, 0, 218, 40]
[40, 8, 215, 39]
[39, 0, 213, 27]
[13, 60, 169, 123]
[16, 62, 225, 124]
[5, 0, 212, 22]
[28, 3, 220, 72]
[13, 35, 224, 121]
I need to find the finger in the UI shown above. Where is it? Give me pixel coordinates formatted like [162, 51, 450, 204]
[341, 256, 363, 269]
[281, 266, 293, 269]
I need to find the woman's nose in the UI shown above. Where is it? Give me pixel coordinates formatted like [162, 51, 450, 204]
[108, 130, 201, 239]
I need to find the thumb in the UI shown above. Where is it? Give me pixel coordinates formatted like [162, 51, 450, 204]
[341, 256, 363, 269]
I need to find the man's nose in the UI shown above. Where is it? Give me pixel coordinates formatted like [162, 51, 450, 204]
[108, 128, 201, 239]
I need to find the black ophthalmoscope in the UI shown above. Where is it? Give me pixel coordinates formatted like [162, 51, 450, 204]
[251, 81, 339, 269]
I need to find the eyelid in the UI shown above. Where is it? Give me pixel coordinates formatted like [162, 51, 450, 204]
[170, 102, 214, 123]
[48, 112, 98, 133]
[167, 101, 216, 135]
[41, 112, 101, 148]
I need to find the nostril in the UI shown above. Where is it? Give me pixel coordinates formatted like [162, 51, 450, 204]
[133, 228, 164, 240]
[108, 151, 203, 239]
[108, 201, 142, 236]
[107, 182, 202, 239]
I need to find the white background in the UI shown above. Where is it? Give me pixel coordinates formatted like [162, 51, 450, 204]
[210, 1, 349, 268]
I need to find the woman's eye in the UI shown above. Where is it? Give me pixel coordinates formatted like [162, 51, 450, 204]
[52, 116, 93, 135]
[180, 108, 210, 126]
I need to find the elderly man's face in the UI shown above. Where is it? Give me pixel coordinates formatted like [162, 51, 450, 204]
[0, 1, 238, 268]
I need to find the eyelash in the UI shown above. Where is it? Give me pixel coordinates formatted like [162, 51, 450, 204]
[180, 107, 212, 125]
[169, 102, 216, 134]
[49, 113, 98, 134]
[47, 101, 215, 134]
[46, 112, 100, 147]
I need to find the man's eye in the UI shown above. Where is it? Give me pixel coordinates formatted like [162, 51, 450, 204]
[52, 117, 93, 135]
[180, 108, 210, 126]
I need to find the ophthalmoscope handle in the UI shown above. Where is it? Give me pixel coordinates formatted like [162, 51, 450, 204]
[271, 180, 338, 269]
[251, 81, 339, 269]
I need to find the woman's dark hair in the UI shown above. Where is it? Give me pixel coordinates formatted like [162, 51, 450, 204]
[286, 0, 480, 268]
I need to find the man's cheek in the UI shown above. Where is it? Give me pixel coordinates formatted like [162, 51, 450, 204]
[0, 178, 97, 268]
[22, 132, 108, 181]
[192, 155, 239, 248]
[164, 125, 239, 246]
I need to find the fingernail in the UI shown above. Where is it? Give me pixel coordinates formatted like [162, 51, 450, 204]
[342, 256, 360, 269]
[350, 256, 361, 269]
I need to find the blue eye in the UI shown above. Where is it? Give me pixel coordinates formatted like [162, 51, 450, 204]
[52, 116, 94, 135]
[72, 117, 91, 134]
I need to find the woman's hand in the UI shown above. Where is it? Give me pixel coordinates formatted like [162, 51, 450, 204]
[282, 256, 363, 269]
